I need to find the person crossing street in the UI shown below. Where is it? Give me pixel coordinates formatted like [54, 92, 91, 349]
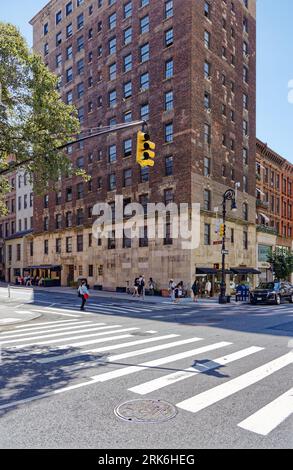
[78, 280, 90, 311]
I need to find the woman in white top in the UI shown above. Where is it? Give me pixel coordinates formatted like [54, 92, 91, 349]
[78, 281, 89, 311]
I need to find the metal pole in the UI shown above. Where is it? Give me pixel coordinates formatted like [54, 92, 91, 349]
[219, 198, 227, 304]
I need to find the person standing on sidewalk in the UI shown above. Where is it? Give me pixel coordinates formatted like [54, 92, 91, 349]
[205, 280, 212, 298]
[169, 279, 176, 303]
[191, 280, 199, 302]
[148, 277, 155, 296]
[78, 280, 89, 311]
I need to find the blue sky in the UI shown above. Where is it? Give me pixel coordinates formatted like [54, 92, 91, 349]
[0, 0, 292, 162]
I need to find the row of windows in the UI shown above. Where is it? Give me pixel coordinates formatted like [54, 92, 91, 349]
[204, 223, 249, 249]
[0, 217, 34, 239]
[203, 189, 250, 219]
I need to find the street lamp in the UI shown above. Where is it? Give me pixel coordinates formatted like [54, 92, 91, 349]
[219, 188, 237, 304]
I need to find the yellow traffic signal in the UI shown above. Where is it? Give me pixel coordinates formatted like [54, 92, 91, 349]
[136, 131, 155, 167]
[219, 224, 225, 238]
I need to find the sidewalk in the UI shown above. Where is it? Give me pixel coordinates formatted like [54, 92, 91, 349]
[0, 309, 41, 326]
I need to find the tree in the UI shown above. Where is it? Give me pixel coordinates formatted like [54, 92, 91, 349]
[267, 248, 293, 281]
[0, 23, 81, 213]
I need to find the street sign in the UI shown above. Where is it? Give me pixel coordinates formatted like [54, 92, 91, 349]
[222, 250, 229, 255]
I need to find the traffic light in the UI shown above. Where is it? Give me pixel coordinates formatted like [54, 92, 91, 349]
[219, 223, 225, 238]
[136, 131, 155, 167]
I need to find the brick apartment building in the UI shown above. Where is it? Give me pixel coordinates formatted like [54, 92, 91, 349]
[28, 0, 257, 291]
[256, 138, 293, 281]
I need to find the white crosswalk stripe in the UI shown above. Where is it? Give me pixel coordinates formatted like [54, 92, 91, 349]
[238, 386, 293, 435]
[129, 346, 264, 395]
[1, 316, 292, 437]
[176, 352, 293, 414]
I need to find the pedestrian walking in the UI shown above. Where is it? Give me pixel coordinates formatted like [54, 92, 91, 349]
[192, 279, 199, 302]
[133, 277, 139, 297]
[148, 277, 155, 296]
[169, 279, 176, 303]
[78, 280, 89, 311]
[205, 279, 212, 298]
[138, 275, 145, 298]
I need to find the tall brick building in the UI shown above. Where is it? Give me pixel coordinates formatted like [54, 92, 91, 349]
[256, 138, 293, 281]
[29, 0, 257, 290]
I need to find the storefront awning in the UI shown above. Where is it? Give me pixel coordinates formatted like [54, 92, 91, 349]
[28, 265, 62, 271]
[231, 268, 261, 275]
[196, 268, 218, 275]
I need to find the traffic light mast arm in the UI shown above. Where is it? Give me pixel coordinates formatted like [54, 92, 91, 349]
[0, 120, 147, 177]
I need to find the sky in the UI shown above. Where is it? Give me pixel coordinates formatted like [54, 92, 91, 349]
[0, 0, 292, 162]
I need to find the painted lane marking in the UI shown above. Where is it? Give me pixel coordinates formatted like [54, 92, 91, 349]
[238, 386, 293, 436]
[129, 346, 264, 395]
[0, 322, 95, 340]
[90, 341, 232, 383]
[176, 352, 293, 414]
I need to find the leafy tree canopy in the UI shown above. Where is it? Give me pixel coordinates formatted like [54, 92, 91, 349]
[0, 23, 81, 212]
[267, 248, 293, 281]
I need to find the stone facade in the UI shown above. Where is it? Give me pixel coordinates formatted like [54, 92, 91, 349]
[28, 0, 257, 290]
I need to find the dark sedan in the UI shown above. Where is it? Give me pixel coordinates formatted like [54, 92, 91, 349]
[250, 281, 293, 305]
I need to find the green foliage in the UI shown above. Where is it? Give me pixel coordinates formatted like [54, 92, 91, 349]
[267, 248, 293, 281]
[0, 22, 80, 211]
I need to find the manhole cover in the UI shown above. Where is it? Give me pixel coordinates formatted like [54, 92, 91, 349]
[114, 399, 177, 423]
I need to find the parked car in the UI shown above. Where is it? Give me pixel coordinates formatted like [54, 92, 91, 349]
[250, 281, 293, 305]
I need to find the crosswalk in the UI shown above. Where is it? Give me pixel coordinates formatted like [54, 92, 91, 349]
[0, 316, 292, 437]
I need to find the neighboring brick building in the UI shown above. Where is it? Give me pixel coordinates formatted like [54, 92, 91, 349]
[29, 0, 257, 290]
[256, 138, 293, 281]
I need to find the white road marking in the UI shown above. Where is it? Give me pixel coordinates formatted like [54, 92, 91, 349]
[3, 326, 137, 348]
[0, 321, 95, 339]
[37, 334, 180, 363]
[34, 309, 81, 318]
[177, 352, 293, 414]
[109, 337, 204, 362]
[14, 319, 78, 329]
[238, 386, 293, 436]
[90, 341, 232, 383]
[129, 346, 264, 395]
[53, 333, 135, 349]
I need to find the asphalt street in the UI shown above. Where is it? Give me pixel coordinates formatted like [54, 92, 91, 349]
[0, 290, 292, 449]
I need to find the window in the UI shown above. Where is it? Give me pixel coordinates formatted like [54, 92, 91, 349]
[66, 1, 73, 15]
[109, 173, 116, 191]
[165, 58, 174, 79]
[140, 15, 149, 34]
[77, 82, 84, 98]
[204, 61, 211, 79]
[204, 1, 211, 19]
[140, 103, 149, 120]
[44, 194, 49, 208]
[66, 67, 73, 83]
[66, 237, 72, 253]
[165, 90, 173, 111]
[124, 169, 132, 187]
[243, 175, 248, 193]
[243, 203, 248, 221]
[109, 12, 116, 30]
[123, 53, 132, 72]
[56, 213, 62, 229]
[204, 189, 211, 211]
[109, 37, 116, 54]
[139, 226, 149, 247]
[165, 156, 173, 176]
[165, 122, 173, 142]
[124, 27, 132, 45]
[77, 58, 84, 74]
[44, 23, 48, 35]
[77, 182, 84, 199]
[165, 0, 173, 18]
[109, 62, 117, 80]
[123, 139, 132, 157]
[243, 65, 249, 83]
[204, 224, 211, 245]
[124, 110, 132, 122]
[30, 193, 33, 207]
[44, 43, 49, 56]
[124, 81, 132, 98]
[78, 107, 84, 123]
[66, 45, 73, 60]
[139, 194, 149, 214]
[108, 144, 117, 162]
[243, 231, 248, 250]
[204, 91, 211, 110]
[44, 217, 49, 231]
[56, 10, 62, 25]
[141, 167, 149, 183]
[108, 231, 116, 250]
[124, 1, 132, 18]
[56, 53, 62, 68]
[56, 32, 62, 46]
[165, 28, 173, 47]
[243, 147, 248, 165]
[140, 43, 149, 63]
[141, 0, 149, 6]
[77, 13, 84, 29]
[204, 30, 211, 49]
[43, 240, 49, 255]
[77, 208, 84, 225]
[77, 234, 83, 252]
[243, 93, 249, 110]
[77, 35, 84, 51]
[140, 72, 149, 90]
[243, 119, 248, 137]
[24, 194, 28, 209]
[204, 157, 211, 176]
